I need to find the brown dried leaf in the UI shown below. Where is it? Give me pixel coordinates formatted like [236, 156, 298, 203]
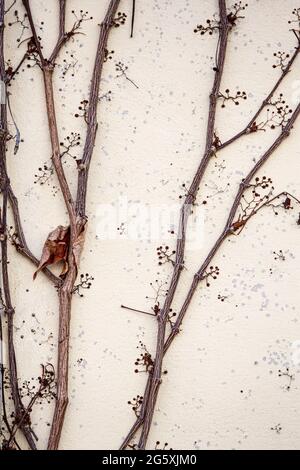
[33, 225, 70, 280]
[231, 218, 246, 232]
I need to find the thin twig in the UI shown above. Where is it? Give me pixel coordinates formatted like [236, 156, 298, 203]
[5, 0, 17, 15]
[130, 0, 136, 38]
[7, 51, 29, 82]
[121, 304, 156, 317]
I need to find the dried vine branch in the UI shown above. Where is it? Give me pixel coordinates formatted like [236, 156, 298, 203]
[3, 0, 299, 451]
[15, 0, 121, 449]
[120, 0, 300, 449]
[121, 0, 231, 449]
[163, 103, 300, 353]
[0, 0, 36, 449]
[137, 0, 230, 449]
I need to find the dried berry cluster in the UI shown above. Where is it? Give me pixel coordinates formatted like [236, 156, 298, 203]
[273, 250, 285, 261]
[127, 395, 143, 417]
[155, 441, 172, 450]
[193, 15, 220, 35]
[134, 342, 154, 374]
[72, 273, 94, 297]
[199, 266, 220, 287]
[6, 225, 19, 247]
[227, 2, 248, 27]
[115, 61, 139, 88]
[1, 364, 56, 450]
[217, 294, 228, 302]
[271, 424, 282, 434]
[230, 176, 274, 233]
[267, 94, 293, 130]
[60, 52, 78, 78]
[278, 367, 294, 391]
[178, 182, 196, 205]
[194, 2, 248, 35]
[8, 9, 29, 42]
[248, 94, 293, 133]
[104, 48, 115, 62]
[75, 99, 89, 122]
[60, 132, 81, 160]
[272, 51, 290, 72]
[111, 11, 127, 28]
[70, 9, 93, 31]
[34, 162, 54, 186]
[18, 364, 56, 405]
[288, 7, 300, 38]
[156, 245, 176, 266]
[34, 133, 81, 186]
[218, 88, 247, 108]
[146, 279, 168, 307]
[99, 90, 113, 102]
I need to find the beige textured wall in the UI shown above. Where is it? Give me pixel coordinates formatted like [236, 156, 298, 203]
[3, 0, 300, 449]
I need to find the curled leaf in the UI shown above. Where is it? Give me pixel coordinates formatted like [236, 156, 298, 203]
[33, 225, 70, 279]
[231, 218, 246, 232]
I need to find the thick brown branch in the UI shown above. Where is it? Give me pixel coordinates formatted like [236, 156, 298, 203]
[47, 1, 120, 450]
[0, 1, 36, 449]
[21, 0, 121, 450]
[121, 2, 300, 450]
[123, 98, 300, 453]
[133, 0, 230, 450]
[22, 2, 75, 221]
[75, 0, 121, 217]
[43, 66, 75, 220]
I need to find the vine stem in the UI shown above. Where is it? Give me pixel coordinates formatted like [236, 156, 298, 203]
[22, 0, 121, 449]
[122, 101, 300, 454]
[164, 102, 300, 353]
[120, 1, 300, 450]
[0, 0, 36, 449]
[138, 0, 230, 450]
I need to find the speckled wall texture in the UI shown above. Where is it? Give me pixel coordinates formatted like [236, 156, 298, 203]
[3, 0, 300, 450]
